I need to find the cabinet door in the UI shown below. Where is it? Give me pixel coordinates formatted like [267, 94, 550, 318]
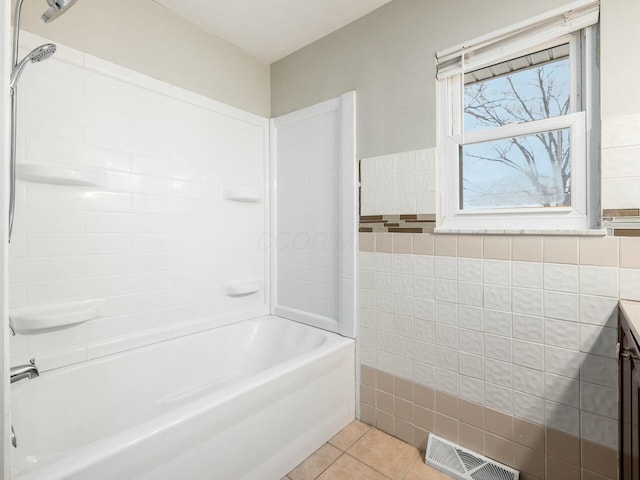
[621, 324, 640, 480]
[621, 327, 633, 479]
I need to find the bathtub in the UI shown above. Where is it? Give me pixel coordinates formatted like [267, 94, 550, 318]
[11, 315, 355, 480]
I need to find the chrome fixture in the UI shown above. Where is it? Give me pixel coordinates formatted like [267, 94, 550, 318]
[42, 0, 78, 23]
[9, 0, 78, 243]
[11, 425, 17, 448]
[10, 44, 57, 88]
[9, 317, 16, 336]
[10, 359, 39, 384]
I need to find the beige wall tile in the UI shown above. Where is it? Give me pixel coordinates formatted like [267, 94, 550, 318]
[360, 384, 375, 406]
[581, 440, 617, 479]
[485, 432, 514, 467]
[546, 428, 580, 466]
[458, 400, 484, 429]
[459, 423, 485, 454]
[513, 444, 545, 479]
[360, 403, 375, 425]
[435, 235, 457, 256]
[543, 236, 579, 264]
[413, 427, 429, 451]
[329, 421, 370, 451]
[376, 410, 394, 435]
[513, 418, 544, 453]
[376, 371, 394, 393]
[288, 443, 341, 480]
[485, 408, 513, 440]
[360, 233, 375, 252]
[547, 456, 580, 480]
[579, 237, 619, 266]
[415, 384, 435, 409]
[518, 474, 542, 480]
[512, 236, 543, 262]
[394, 398, 414, 422]
[620, 237, 640, 268]
[394, 418, 415, 446]
[393, 234, 413, 253]
[395, 377, 414, 401]
[435, 391, 458, 419]
[361, 365, 375, 386]
[484, 236, 511, 260]
[413, 234, 434, 255]
[435, 413, 459, 443]
[414, 405, 435, 432]
[458, 235, 483, 258]
[376, 233, 393, 252]
[376, 390, 393, 413]
[347, 429, 419, 480]
[581, 468, 613, 480]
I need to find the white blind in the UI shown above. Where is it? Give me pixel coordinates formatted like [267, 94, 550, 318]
[436, 0, 599, 80]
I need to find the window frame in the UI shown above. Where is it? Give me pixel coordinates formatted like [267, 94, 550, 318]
[437, 25, 599, 233]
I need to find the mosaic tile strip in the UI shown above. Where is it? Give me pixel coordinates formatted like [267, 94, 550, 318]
[359, 214, 436, 233]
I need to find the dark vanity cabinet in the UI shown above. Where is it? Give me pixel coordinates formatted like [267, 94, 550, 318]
[620, 306, 640, 480]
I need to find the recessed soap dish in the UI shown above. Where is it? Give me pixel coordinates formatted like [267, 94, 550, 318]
[225, 188, 262, 203]
[16, 163, 104, 187]
[10, 298, 105, 334]
[224, 280, 262, 297]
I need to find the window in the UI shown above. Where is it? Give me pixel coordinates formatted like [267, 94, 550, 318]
[436, 1, 600, 232]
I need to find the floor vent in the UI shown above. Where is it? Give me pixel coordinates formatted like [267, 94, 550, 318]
[425, 434, 519, 480]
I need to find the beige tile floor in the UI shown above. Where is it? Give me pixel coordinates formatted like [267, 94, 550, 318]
[283, 421, 453, 480]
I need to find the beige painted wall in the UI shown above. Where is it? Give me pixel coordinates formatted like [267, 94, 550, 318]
[12, 0, 270, 116]
[271, 0, 613, 159]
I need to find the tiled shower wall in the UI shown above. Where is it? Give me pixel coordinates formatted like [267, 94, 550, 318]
[9, 32, 269, 369]
[360, 148, 436, 216]
[358, 232, 635, 480]
[602, 113, 640, 209]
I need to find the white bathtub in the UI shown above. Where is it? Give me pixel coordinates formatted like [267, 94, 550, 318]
[11, 315, 355, 480]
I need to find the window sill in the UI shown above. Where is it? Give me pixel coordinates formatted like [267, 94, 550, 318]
[433, 227, 607, 236]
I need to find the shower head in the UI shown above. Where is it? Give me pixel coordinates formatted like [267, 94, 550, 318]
[41, 0, 78, 23]
[10, 44, 57, 88]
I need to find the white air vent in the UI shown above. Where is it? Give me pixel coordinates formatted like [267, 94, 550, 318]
[426, 434, 519, 480]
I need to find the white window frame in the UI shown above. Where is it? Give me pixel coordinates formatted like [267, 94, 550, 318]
[436, 1, 600, 233]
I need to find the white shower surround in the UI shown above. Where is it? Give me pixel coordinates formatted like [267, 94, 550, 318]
[11, 315, 355, 480]
[9, 32, 270, 371]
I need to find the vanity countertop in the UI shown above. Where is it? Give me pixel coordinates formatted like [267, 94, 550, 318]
[620, 300, 640, 345]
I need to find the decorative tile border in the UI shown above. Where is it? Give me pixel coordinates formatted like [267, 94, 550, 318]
[603, 208, 640, 236]
[359, 214, 436, 234]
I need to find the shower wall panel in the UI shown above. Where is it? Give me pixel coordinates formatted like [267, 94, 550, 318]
[8, 32, 269, 370]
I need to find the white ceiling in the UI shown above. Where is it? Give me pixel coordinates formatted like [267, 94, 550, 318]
[153, 0, 392, 64]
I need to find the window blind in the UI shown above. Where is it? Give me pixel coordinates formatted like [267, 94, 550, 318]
[436, 0, 599, 80]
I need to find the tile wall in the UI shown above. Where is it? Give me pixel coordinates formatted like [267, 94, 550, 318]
[602, 113, 640, 209]
[9, 32, 269, 370]
[360, 149, 437, 216]
[358, 232, 634, 480]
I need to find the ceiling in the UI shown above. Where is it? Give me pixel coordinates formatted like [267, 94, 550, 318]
[153, 0, 393, 64]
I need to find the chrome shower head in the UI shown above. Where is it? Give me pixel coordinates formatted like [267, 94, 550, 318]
[10, 44, 57, 88]
[41, 0, 78, 23]
[29, 43, 57, 62]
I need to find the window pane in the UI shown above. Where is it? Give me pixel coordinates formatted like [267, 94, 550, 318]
[464, 44, 570, 133]
[460, 128, 570, 210]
